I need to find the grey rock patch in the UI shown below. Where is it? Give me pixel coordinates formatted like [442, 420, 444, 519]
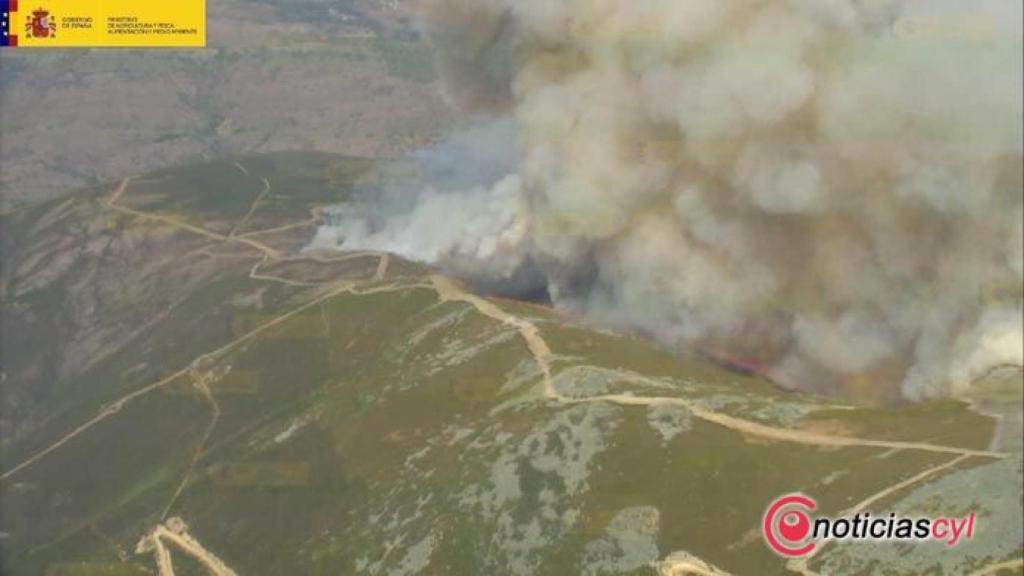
[815, 457, 1024, 575]
[459, 402, 622, 575]
[502, 358, 545, 394]
[647, 404, 692, 444]
[581, 506, 661, 576]
[748, 401, 823, 425]
[552, 366, 675, 399]
[392, 532, 435, 576]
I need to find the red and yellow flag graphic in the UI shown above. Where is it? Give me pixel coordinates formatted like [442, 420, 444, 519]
[2, 0, 205, 48]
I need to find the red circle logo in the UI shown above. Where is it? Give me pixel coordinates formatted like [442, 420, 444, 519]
[763, 494, 818, 557]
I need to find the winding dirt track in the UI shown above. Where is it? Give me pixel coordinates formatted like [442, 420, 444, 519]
[150, 537, 174, 576]
[228, 163, 271, 237]
[2, 175, 392, 481]
[653, 551, 732, 576]
[432, 274, 1019, 576]
[4, 176, 1017, 575]
[786, 454, 975, 576]
[430, 275, 1008, 459]
[968, 559, 1024, 576]
[106, 177, 282, 259]
[160, 367, 221, 520]
[137, 518, 237, 576]
[0, 175, 416, 575]
[0, 276, 361, 481]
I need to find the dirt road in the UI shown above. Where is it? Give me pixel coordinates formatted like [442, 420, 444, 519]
[137, 517, 237, 576]
[430, 275, 1007, 459]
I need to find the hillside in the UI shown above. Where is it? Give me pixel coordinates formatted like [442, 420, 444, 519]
[0, 153, 1020, 576]
[0, 0, 451, 210]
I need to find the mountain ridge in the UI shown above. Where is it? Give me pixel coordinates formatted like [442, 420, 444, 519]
[1, 152, 1019, 576]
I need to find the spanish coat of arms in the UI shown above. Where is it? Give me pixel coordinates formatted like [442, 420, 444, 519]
[26, 7, 56, 38]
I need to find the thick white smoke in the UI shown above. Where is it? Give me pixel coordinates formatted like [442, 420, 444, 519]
[314, 0, 1024, 403]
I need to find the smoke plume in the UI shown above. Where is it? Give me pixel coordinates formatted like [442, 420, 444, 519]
[314, 0, 1024, 403]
